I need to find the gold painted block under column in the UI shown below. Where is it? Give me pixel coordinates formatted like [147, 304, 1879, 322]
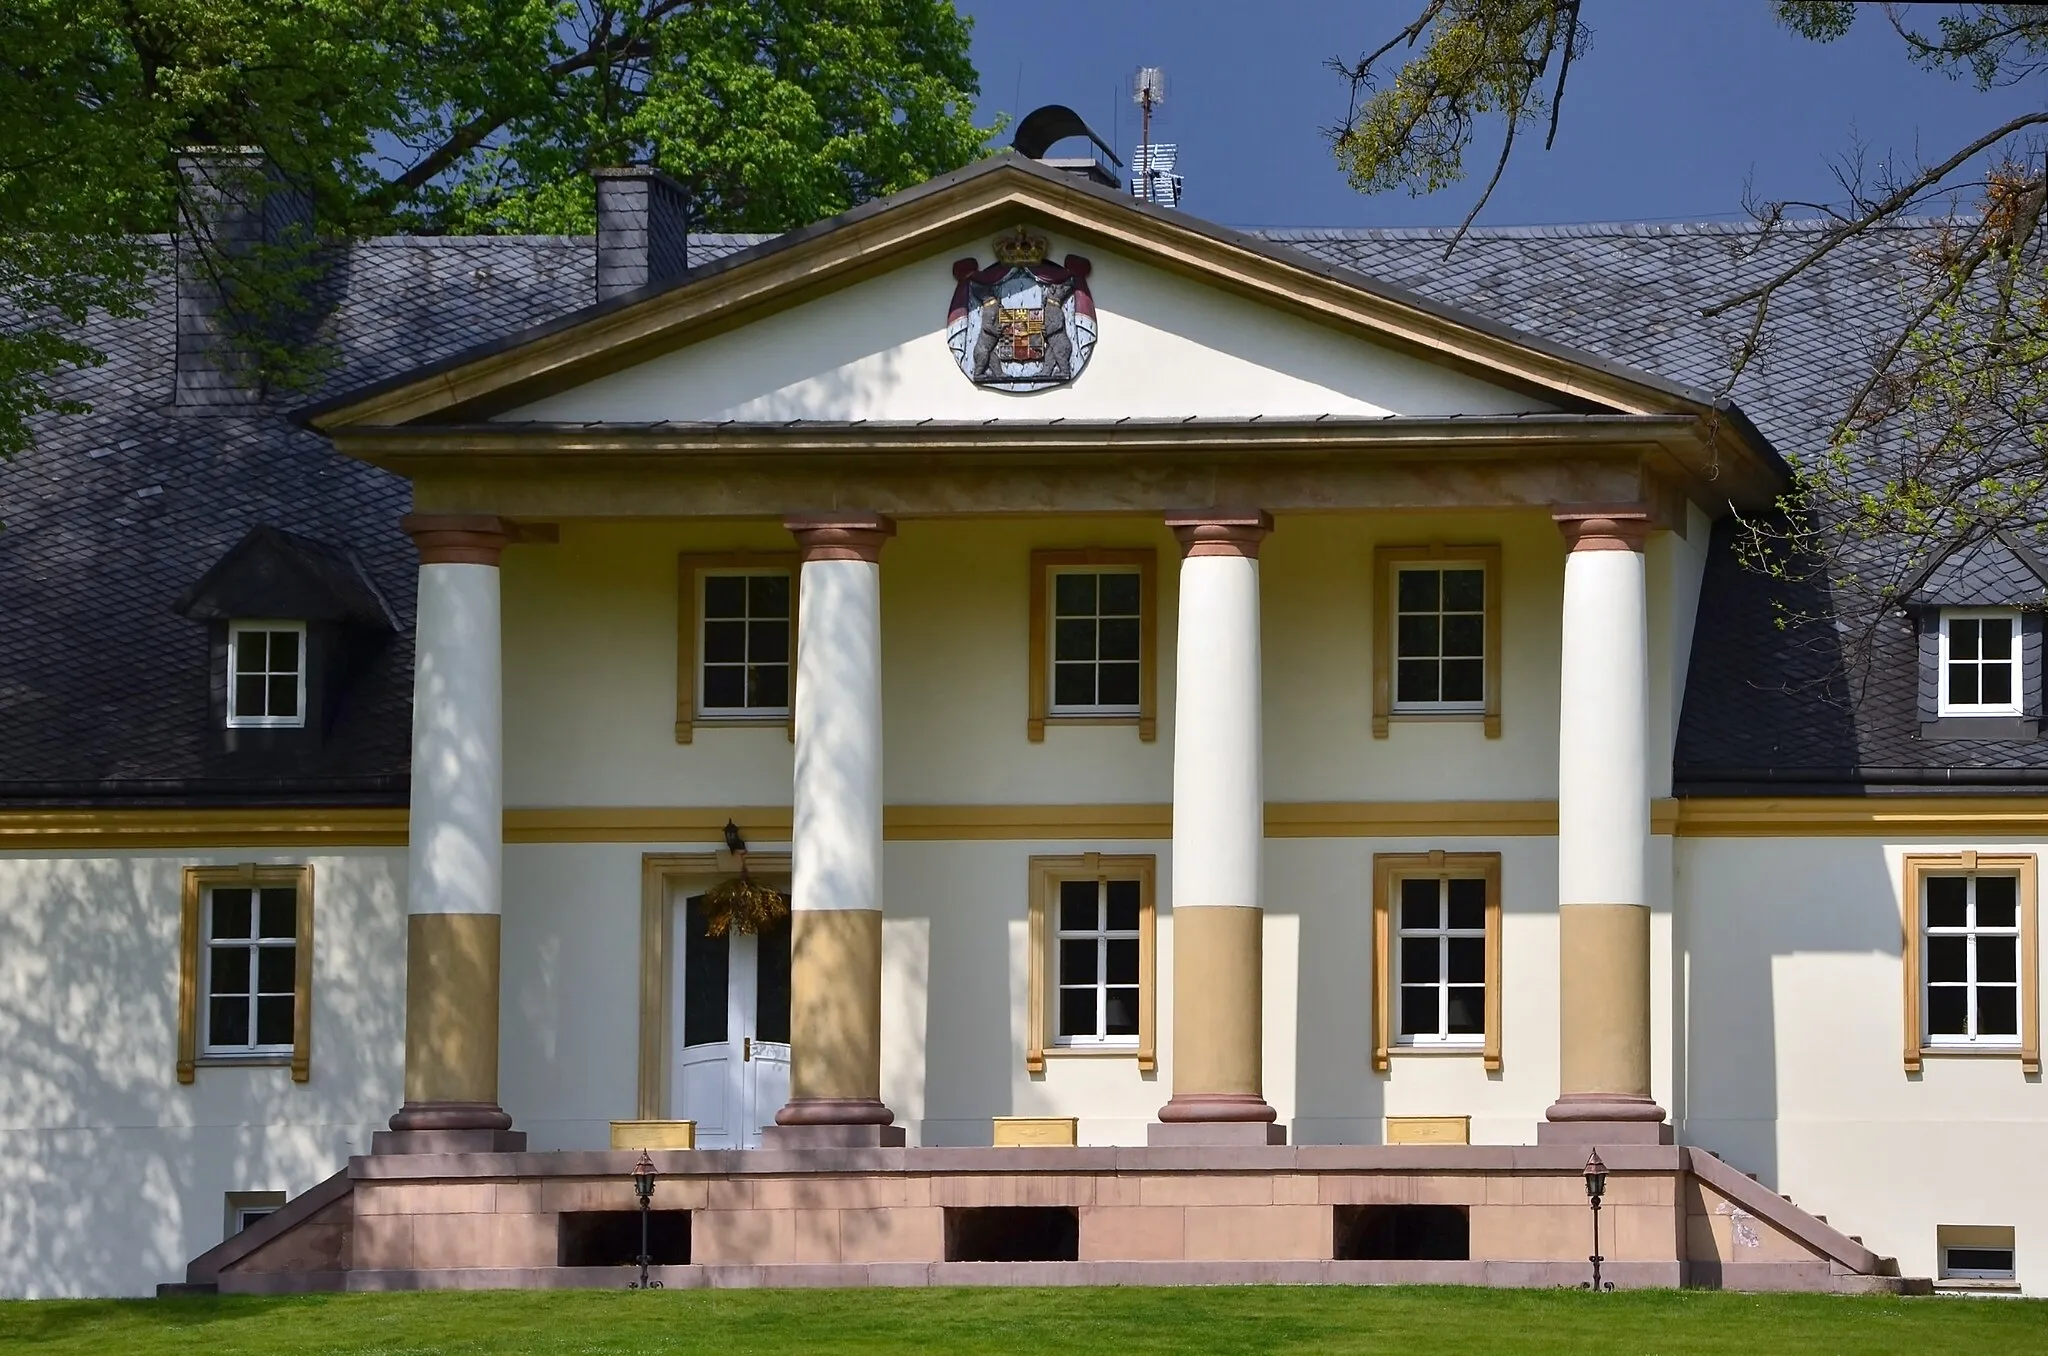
[610, 1119, 696, 1150]
[1385, 1116, 1470, 1146]
[992, 1116, 1078, 1147]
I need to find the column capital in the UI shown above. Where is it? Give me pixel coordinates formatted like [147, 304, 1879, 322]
[785, 513, 897, 562]
[1553, 507, 1653, 553]
[402, 514, 512, 566]
[1165, 509, 1274, 559]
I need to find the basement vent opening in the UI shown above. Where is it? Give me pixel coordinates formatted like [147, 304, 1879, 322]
[1334, 1204, 1470, 1261]
[944, 1206, 1080, 1262]
[557, 1210, 691, 1267]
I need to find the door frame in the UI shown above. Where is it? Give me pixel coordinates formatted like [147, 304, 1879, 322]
[636, 849, 793, 1120]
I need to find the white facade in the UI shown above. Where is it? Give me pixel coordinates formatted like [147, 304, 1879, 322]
[3, 178, 2041, 1299]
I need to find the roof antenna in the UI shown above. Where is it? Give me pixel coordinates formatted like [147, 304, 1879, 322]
[1130, 67, 1181, 207]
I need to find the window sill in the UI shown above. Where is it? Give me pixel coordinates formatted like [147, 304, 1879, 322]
[1921, 716, 2038, 741]
[1935, 1279, 2021, 1293]
[1920, 1044, 2024, 1056]
[195, 1053, 293, 1068]
[1047, 1043, 1144, 1058]
[1388, 1043, 1488, 1056]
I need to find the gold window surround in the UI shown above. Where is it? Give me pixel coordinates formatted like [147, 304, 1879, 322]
[1027, 548, 1159, 742]
[635, 849, 792, 1120]
[1371, 850, 1503, 1073]
[1026, 853, 1157, 1074]
[1901, 852, 2040, 1075]
[674, 551, 800, 744]
[177, 864, 315, 1085]
[1372, 543, 1504, 739]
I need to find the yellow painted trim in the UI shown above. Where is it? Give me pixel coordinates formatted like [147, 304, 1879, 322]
[1385, 1115, 1471, 1146]
[177, 864, 316, 1086]
[674, 551, 799, 745]
[1026, 853, 1157, 1075]
[993, 1116, 1079, 1148]
[636, 850, 791, 1119]
[1676, 796, 2048, 837]
[1372, 543, 1504, 740]
[1027, 548, 1159, 743]
[611, 1119, 697, 1150]
[1900, 852, 2039, 1077]
[46, 795, 2048, 849]
[4, 808, 407, 850]
[1371, 851, 1503, 1074]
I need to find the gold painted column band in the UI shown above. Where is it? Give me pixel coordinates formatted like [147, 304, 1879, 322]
[394, 913, 508, 1127]
[778, 909, 889, 1122]
[1555, 903, 1652, 1101]
[1159, 905, 1274, 1122]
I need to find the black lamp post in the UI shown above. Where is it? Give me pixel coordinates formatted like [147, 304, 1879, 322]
[1582, 1148, 1609, 1292]
[629, 1149, 663, 1290]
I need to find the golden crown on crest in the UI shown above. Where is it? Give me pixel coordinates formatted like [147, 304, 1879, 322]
[991, 226, 1048, 265]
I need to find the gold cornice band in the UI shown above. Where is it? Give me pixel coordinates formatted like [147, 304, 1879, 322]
[15, 797, 2048, 848]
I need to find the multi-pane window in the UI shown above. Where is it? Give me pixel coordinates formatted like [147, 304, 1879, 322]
[1924, 873, 2022, 1046]
[1055, 877, 1143, 1044]
[226, 622, 306, 728]
[701, 572, 791, 714]
[1393, 566, 1486, 711]
[1941, 611, 2022, 714]
[1051, 570, 1142, 712]
[1396, 876, 1488, 1045]
[204, 883, 300, 1054]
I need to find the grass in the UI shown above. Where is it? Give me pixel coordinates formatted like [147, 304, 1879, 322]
[1, 1287, 2045, 1355]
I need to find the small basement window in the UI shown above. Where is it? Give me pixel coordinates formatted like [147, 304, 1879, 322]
[944, 1206, 1079, 1262]
[223, 1190, 286, 1241]
[226, 620, 307, 728]
[1334, 1204, 1469, 1261]
[557, 1210, 690, 1267]
[1938, 1225, 2016, 1286]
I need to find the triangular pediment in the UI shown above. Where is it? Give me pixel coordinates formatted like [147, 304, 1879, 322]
[306, 157, 1756, 436]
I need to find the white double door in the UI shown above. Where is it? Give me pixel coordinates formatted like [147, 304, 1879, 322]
[671, 892, 792, 1149]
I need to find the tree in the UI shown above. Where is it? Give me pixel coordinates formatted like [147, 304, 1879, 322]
[0, 1, 989, 459]
[1332, 2, 2048, 693]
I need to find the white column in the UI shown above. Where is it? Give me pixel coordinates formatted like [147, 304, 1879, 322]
[1543, 510, 1665, 1144]
[386, 515, 516, 1148]
[772, 514, 901, 1144]
[1155, 510, 1280, 1143]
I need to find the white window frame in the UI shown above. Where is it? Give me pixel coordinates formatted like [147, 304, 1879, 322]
[1938, 608, 2024, 717]
[1390, 561, 1489, 716]
[225, 620, 308, 729]
[696, 568, 794, 719]
[1047, 565, 1146, 718]
[1941, 1244, 2017, 1282]
[201, 882, 301, 1057]
[1922, 871, 2024, 1050]
[1392, 875, 1489, 1050]
[1052, 876, 1144, 1051]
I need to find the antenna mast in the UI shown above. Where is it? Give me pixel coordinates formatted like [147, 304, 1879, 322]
[1129, 67, 1181, 207]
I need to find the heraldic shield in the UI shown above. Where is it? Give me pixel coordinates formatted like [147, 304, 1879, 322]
[946, 229, 1096, 391]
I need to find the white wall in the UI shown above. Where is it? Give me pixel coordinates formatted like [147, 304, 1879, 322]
[0, 850, 405, 1298]
[501, 234, 1555, 425]
[1679, 835, 2048, 1292]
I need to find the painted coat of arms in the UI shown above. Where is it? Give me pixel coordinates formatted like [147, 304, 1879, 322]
[946, 229, 1096, 390]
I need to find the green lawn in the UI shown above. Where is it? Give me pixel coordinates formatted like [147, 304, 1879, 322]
[2, 1287, 2045, 1355]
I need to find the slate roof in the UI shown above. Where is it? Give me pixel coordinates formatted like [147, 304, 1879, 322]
[0, 199, 2032, 803]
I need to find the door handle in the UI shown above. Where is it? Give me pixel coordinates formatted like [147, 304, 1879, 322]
[743, 1036, 752, 1062]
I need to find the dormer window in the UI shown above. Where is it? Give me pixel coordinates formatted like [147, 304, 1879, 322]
[1940, 610, 2022, 716]
[227, 621, 307, 728]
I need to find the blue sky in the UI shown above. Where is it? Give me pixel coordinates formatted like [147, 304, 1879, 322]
[956, 1, 2046, 230]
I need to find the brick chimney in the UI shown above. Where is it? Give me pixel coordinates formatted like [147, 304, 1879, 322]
[593, 166, 690, 302]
